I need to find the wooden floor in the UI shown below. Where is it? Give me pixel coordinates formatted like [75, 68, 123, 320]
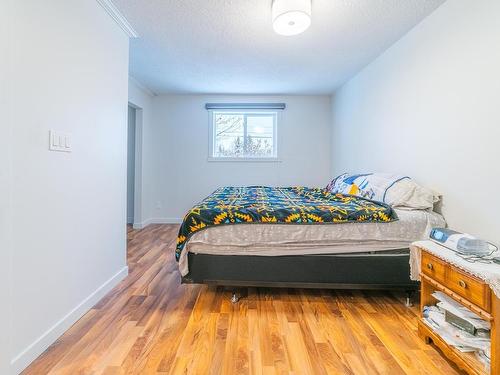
[23, 224, 463, 375]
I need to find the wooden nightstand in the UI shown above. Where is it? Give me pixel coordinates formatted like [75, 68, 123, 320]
[418, 249, 499, 375]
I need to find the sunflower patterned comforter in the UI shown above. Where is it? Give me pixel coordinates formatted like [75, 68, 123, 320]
[175, 186, 397, 262]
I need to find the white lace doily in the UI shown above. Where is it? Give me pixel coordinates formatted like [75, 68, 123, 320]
[410, 240, 500, 299]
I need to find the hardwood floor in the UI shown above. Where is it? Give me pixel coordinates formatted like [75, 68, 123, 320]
[23, 224, 462, 375]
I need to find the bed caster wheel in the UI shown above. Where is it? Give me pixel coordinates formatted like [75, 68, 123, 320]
[231, 291, 240, 304]
[405, 291, 414, 307]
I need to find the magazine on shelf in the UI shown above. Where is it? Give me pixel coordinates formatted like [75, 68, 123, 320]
[423, 291, 491, 364]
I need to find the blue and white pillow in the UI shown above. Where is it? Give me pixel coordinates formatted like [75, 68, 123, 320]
[326, 173, 439, 209]
[326, 173, 408, 202]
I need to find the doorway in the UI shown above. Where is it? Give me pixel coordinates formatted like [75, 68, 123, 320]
[127, 105, 136, 225]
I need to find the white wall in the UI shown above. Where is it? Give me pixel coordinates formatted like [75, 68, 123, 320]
[331, 0, 500, 245]
[149, 95, 332, 221]
[0, 2, 14, 373]
[128, 78, 156, 227]
[9, 1, 130, 373]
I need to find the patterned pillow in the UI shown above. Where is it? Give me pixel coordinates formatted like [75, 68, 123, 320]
[326, 173, 409, 203]
[326, 173, 439, 208]
[325, 173, 348, 193]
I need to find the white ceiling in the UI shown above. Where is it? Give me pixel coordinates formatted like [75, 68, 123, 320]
[114, 0, 445, 95]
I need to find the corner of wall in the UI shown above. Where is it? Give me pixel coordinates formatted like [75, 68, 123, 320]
[329, 93, 337, 177]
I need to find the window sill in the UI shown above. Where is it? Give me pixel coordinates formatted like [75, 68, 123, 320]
[207, 157, 282, 163]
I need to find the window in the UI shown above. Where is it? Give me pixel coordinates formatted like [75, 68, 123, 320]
[209, 110, 278, 160]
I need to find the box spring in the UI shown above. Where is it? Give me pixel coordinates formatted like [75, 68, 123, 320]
[182, 249, 419, 291]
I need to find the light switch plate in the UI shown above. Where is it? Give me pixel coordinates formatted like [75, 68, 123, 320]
[49, 130, 72, 152]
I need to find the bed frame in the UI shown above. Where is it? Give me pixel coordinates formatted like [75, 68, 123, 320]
[181, 249, 419, 305]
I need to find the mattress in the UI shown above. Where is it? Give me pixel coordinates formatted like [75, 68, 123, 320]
[178, 208, 445, 276]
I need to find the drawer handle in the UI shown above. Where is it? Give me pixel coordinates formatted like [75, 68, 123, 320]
[458, 280, 467, 289]
[426, 263, 433, 271]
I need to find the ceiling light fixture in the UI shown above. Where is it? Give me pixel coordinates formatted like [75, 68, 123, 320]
[272, 0, 311, 36]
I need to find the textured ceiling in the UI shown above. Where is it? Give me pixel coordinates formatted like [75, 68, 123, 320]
[114, 0, 446, 95]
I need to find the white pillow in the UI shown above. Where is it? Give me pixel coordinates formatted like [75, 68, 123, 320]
[385, 179, 439, 210]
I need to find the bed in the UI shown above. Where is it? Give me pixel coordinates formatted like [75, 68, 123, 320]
[175, 182, 445, 303]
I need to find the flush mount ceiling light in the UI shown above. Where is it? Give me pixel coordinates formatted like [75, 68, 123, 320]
[272, 0, 312, 36]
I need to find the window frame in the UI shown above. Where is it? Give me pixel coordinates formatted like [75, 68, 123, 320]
[208, 109, 281, 162]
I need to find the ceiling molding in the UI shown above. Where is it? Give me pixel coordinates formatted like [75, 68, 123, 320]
[129, 76, 156, 97]
[96, 0, 138, 38]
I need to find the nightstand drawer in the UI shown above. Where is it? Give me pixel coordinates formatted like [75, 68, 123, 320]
[421, 252, 447, 284]
[447, 266, 491, 312]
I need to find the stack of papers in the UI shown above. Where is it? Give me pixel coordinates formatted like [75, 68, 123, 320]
[433, 291, 490, 332]
[423, 292, 491, 365]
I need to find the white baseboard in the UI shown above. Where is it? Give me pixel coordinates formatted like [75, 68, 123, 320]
[132, 218, 153, 229]
[133, 217, 182, 229]
[151, 217, 183, 224]
[10, 266, 129, 374]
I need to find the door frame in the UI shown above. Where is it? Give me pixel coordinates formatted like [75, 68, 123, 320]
[127, 101, 143, 228]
